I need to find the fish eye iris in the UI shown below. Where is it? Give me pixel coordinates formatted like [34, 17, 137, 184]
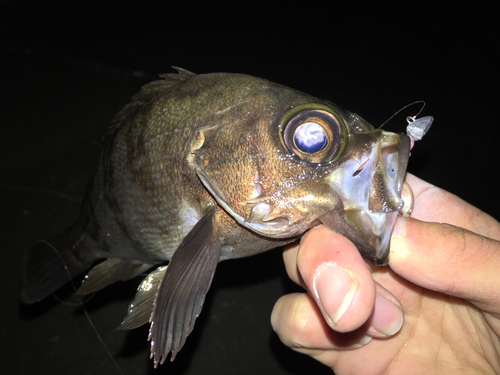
[280, 104, 348, 164]
[293, 122, 327, 154]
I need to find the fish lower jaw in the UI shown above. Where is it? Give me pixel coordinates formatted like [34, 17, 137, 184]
[344, 209, 398, 265]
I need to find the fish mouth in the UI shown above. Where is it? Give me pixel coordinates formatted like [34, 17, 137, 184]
[320, 132, 411, 265]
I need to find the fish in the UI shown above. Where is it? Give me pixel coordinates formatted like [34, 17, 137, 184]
[21, 67, 411, 367]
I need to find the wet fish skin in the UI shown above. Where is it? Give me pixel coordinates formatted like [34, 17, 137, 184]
[22, 68, 410, 367]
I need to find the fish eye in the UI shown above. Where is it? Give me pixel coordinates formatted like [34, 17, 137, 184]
[280, 103, 348, 164]
[293, 122, 327, 154]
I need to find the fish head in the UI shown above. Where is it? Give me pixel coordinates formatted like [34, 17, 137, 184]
[193, 75, 410, 265]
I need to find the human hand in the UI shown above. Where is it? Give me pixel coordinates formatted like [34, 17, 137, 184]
[271, 173, 500, 374]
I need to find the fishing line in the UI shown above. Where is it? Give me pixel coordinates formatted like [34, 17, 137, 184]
[37, 239, 125, 375]
[52, 292, 95, 306]
[379, 100, 426, 129]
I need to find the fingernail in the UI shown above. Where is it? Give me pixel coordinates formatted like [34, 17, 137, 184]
[313, 262, 358, 326]
[369, 290, 404, 337]
[356, 334, 373, 346]
[392, 216, 407, 238]
[399, 181, 414, 216]
[344, 334, 373, 349]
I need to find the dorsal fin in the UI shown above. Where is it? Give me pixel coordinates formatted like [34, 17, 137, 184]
[104, 67, 196, 140]
[142, 66, 195, 90]
[158, 66, 195, 82]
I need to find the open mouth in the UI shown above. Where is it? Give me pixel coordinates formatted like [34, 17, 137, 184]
[320, 133, 411, 265]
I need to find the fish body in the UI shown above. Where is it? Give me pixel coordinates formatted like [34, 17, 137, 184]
[22, 68, 410, 366]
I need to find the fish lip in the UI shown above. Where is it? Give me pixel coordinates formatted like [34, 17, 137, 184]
[320, 208, 396, 265]
[396, 135, 411, 200]
[320, 133, 411, 266]
[363, 133, 411, 265]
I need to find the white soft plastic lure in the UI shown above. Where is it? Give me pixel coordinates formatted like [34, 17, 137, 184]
[407, 115, 433, 142]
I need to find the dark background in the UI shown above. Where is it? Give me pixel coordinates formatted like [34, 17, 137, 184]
[1, 1, 499, 374]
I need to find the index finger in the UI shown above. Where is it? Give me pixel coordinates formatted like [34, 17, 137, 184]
[406, 173, 499, 240]
[390, 215, 500, 314]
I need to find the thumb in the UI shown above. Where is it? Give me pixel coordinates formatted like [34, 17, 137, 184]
[389, 215, 500, 314]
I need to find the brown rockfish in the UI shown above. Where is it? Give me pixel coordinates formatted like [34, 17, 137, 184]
[22, 68, 411, 367]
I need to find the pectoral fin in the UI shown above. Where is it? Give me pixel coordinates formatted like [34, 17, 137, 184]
[76, 257, 154, 295]
[148, 205, 222, 367]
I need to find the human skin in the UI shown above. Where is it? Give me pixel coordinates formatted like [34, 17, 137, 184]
[271, 173, 500, 374]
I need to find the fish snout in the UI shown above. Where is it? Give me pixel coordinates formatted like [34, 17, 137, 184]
[359, 133, 411, 264]
[321, 132, 411, 265]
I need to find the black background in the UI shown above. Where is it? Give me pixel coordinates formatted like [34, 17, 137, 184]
[1, 1, 499, 374]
